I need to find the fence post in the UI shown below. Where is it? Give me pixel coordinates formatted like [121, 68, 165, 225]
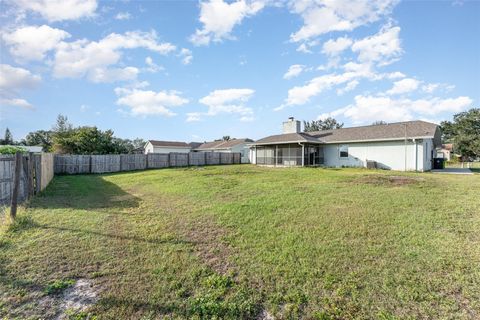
[35, 154, 41, 193]
[27, 152, 34, 199]
[188, 152, 191, 166]
[10, 152, 22, 220]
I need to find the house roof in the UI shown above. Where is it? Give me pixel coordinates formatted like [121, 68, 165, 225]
[250, 121, 440, 146]
[307, 121, 439, 143]
[188, 142, 203, 149]
[196, 138, 253, 150]
[148, 140, 191, 148]
[252, 132, 322, 145]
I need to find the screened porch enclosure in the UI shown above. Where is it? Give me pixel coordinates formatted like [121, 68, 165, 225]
[255, 143, 324, 166]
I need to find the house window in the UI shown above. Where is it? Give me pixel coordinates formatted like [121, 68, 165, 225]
[339, 145, 349, 158]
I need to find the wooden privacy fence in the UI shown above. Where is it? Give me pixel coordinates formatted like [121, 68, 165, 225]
[54, 152, 242, 174]
[0, 153, 54, 206]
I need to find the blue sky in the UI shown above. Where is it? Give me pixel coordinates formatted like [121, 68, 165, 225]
[0, 0, 479, 143]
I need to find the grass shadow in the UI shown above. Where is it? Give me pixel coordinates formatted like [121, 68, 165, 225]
[29, 174, 140, 210]
[35, 224, 193, 246]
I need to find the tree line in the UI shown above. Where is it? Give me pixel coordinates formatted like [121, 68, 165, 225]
[0, 115, 146, 155]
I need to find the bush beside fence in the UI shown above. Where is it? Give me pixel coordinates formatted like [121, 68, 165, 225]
[54, 152, 242, 174]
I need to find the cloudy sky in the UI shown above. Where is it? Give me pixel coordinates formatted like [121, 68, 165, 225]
[0, 0, 479, 142]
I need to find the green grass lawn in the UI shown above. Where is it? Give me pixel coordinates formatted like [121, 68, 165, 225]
[1, 165, 479, 319]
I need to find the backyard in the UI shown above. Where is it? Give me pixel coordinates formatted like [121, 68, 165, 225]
[1, 165, 479, 319]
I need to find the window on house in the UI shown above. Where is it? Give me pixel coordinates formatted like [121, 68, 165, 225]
[339, 145, 349, 158]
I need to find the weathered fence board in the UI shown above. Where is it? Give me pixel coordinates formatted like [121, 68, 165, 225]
[91, 155, 121, 173]
[120, 154, 146, 171]
[0, 153, 54, 206]
[54, 155, 90, 174]
[53, 152, 242, 175]
[147, 153, 169, 169]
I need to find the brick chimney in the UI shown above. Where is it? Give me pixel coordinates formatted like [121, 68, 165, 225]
[282, 117, 301, 134]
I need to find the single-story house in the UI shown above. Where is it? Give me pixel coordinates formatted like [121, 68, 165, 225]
[195, 138, 253, 163]
[437, 143, 453, 161]
[144, 140, 192, 154]
[248, 117, 441, 171]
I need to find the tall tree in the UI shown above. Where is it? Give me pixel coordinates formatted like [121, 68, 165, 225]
[222, 135, 231, 141]
[372, 120, 387, 125]
[303, 117, 344, 132]
[440, 108, 480, 159]
[24, 130, 53, 151]
[2, 128, 14, 145]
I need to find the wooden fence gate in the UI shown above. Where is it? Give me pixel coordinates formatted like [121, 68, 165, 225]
[0, 153, 54, 207]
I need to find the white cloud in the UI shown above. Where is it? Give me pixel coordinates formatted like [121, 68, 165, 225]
[386, 78, 420, 95]
[14, 0, 98, 22]
[115, 12, 131, 20]
[190, 0, 265, 46]
[0, 98, 33, 109]
[422, 83, 455, 93]
[351, 25, 402, 65]
[322, 36, 353, 56]
[278, 63, 380, 109]
[115, 87, 189, 116]
[336, 80, 359, 95]
[283, 64, 305, 79]
[0, 64, 41, 90]
[88, 67, 139, 83]
[289, 0, 398, 43]
[179, 48, 193, 65]
[0, 64, 41, 109]
[2, 25, 70, 62]
[188, 88, 255, 121]
[144, 56, 164, 73]
[53, 30, 176, 80]
[296, 43, 312, 53]
[320, 94, 473, 124]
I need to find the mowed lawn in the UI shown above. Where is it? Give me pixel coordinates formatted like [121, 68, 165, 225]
[1, 165, 479, 319]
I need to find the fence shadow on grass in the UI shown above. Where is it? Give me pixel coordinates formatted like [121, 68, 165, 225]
[28, 174, 141, 210]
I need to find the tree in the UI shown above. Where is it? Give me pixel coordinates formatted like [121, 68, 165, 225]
[2, 128, 14, 145]
[372, 120, 387, 125]
[24, 130, 53, 151]
[303, 117, 344, 132]
[222, 135, 231, 141]
[440, 108, 480, 160]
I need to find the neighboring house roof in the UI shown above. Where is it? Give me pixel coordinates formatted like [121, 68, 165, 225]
[442, 143, 453, 151]
[196, 138, 253, 150]
[250, 121, 441, 146]
[147, 140, 191, 148]
[188, 142, 203, 149]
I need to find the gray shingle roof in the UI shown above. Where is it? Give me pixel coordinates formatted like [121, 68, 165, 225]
[252, 132, 323, 145]
[148, 140, 191, 147]
[196, 138, 253, 150]
[251, 121, 440, 145]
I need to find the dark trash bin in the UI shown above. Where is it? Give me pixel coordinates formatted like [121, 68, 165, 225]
[433, 158, 445, 169]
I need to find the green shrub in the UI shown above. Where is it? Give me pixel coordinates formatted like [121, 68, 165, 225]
[0, 145, 27, 155]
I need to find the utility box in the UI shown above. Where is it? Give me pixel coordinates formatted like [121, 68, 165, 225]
[433, 158, 445, 169]
[366, 160, 377, 169]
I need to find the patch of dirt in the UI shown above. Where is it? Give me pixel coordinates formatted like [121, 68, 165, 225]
[174, 216, 237, 275]
[354, 175, 425, 186]
[56, 279, 98, 319]
[257, 309, 275, 320]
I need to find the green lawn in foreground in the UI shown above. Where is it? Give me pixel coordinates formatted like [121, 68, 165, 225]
[1, 165, 479, 319]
